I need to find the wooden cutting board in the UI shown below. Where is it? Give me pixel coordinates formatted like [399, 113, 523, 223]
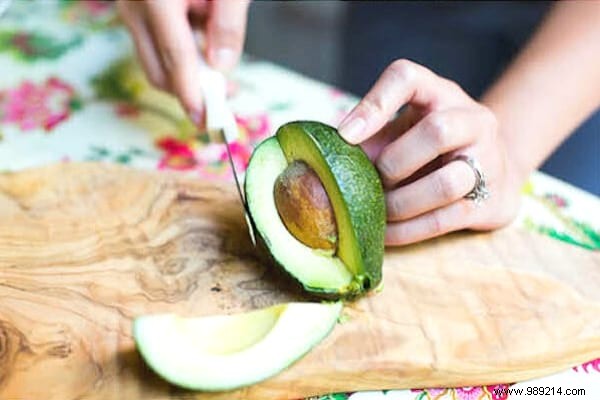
[0, 163, 598, 400]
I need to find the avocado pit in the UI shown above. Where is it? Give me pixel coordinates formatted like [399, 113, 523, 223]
[274, 161, 338, 251]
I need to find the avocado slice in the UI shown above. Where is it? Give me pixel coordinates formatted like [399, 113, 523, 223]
[245, 121, 386, 297]
[133, 302, 342, 392]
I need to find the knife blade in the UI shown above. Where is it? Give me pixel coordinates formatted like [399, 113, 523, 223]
[198, 62, 257, 246]
[219, 129, 257, 247]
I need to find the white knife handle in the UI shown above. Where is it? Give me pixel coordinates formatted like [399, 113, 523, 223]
[197, 60, 239, 142]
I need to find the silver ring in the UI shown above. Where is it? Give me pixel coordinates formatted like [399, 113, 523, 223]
[454, 155, 490, 205]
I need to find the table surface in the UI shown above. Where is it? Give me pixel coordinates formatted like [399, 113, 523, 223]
[0, 2, 598, 400]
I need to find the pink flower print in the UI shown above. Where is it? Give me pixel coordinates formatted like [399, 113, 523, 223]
[235, 114, 270, 144]
[411, 387, 448, 399]
[44, 113, 69, 130]
[195, 143, 230, 180]
[0, 77, 76, 132]
[329, 88, 345, 99]
[11, 32, 36, 57]
[82, 1, 113, 16]
[62, 0, 114, 24]
[197, 162, 230, 181]
[573, 358, 600, 373]
[453, 386, 486, 400]
[156, 137, 198, 170]
[544, 193, 569, 208]
[194, 141, 252, 181]
[485, 384, 510, 400]
[219, 141, 252, 173]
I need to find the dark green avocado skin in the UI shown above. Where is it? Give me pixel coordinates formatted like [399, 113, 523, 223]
[246, 121, 386, 298]
[277, 121, 386, 292]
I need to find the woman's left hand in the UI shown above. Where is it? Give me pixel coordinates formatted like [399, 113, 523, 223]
[338, 59, 523, 246]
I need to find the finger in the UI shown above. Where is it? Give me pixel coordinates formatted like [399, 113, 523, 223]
[188, 0, 209, 15]
[189, 14, 208, 31]
[395, 156, 444, 188]
[188, 0, 209, 33]
[117, 1, 168, 90]
[386, 159, 477, 221]
[146, 0, 204, 114]
[206, 0, 250, 71]
[385, 200, 476, 246]
[376, 107, 488, 186]
[360, 106, 421, 162]
[338, 59, 468, 144]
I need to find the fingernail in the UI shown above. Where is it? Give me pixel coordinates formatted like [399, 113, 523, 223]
[189, 108, 204, 126]
[338, 117, 366, 144]
[212, 48, 236, 71]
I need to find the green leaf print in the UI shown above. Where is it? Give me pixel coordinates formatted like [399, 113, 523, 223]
[577, 221, 600, 248]
[91, 57, 191, 129]
[268, 101, 293, 112]
[85, 146, 150, 165]
[306, 394, 350, 400]
[114, 153, 132, 165]
[129, 147, 147, 156]
[0, 29, 83, 61]
[89, 146, 110, 157]
[540, 224, 600, 251]
[69, 98, 84, 111]
[58, 0, 118, 31]
[91, 58, 140, 102]
[523, 188, 600, 251]
[524, 218, 600, 251]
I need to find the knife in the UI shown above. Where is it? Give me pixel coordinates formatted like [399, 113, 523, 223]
[198, 62, 257, 246]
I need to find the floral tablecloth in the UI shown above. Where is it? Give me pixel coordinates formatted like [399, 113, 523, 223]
[0, 2, 598, 400]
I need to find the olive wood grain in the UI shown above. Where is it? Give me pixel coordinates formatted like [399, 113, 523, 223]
[0, 163, 598, 400]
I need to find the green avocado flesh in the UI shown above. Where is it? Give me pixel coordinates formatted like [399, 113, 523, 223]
[134, 302, 342, 392]
[245, 121, 386, 297]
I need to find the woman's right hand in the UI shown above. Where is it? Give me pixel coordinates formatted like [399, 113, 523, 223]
[117, 0, 250, 122]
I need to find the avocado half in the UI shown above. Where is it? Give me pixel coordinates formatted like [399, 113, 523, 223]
[245, 121, 386, 298]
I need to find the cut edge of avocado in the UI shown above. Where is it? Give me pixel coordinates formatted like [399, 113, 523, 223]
[133, 301, 342, 392]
